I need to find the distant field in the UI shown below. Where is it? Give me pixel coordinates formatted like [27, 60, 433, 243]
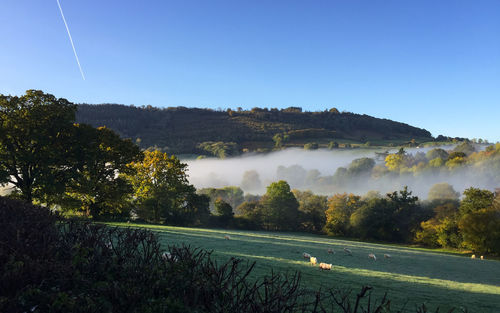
[109, 223, 500, 313]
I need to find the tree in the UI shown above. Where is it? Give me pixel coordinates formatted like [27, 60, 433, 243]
[347, 158, 375, 176]
[0, 90, 77, 202]
[384, 149, 413, 172]
[458, 207, 500, 254]
[350, 197, 395, 241]
[324, 193, 361, 236]
[260, 181, 299, 230]
[387, 187, 424, 242]
[452, 141, 476, 155]
[427, 183, 460, 202]
[293, 190, 327, 232]
[127, 150, 208, 225]
[214, 198, 234, 226]
[457, 188, 499, 254]
[426, 148, 448, 161]
[459, 187, 494, 215]
[60, 125, 142, 218]
[236, 200, 263, 225]
[240, 170, 262, 192]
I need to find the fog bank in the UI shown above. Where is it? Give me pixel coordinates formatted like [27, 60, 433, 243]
[184, 146, 498, 199]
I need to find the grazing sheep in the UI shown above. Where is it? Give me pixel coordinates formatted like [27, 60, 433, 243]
[343, 248, 352, 255]
[384, 254, 391, 259]
[224, 235, 231, 240]
[471, 254, 476, 259]
[368, 253, 377, 261]
[303, 252, 312, 259]
[161, 252, 172, 261]
[480, 255, 484, 260]
[327, 248, 334, 254]
[310, 257, 317, 266]
[319, 262, 332, 270]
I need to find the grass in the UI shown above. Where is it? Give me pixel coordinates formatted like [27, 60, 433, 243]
[108, 223, 500, 312]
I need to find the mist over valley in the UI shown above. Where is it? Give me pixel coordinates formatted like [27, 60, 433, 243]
[185, 144, 498, 199]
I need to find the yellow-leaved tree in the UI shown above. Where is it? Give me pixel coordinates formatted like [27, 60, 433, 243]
[127, 150, 209, 225]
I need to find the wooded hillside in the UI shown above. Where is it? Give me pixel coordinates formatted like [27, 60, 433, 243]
[76, 104, 433, 155]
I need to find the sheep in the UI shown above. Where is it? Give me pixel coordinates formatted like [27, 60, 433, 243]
[224, 235, 231, 240]
[384, 254, 391, 259]
[327, 248, 334, 254]
[161, 251, 172, 261]
[480, 255, 484, 260]
[310, 257, 317, 266]
[471, 254, 476, 259]
[368, 253, 377, 261]
[162, 251, 178, 262]
[319, 262, 332, 270]
[343, 248, 352, 256]
[303, 252, 312, 259]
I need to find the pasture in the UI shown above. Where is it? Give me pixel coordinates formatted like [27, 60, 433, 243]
[110, 223, 500, 312]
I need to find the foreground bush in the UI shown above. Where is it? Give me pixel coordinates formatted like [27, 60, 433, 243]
[0, 197, 458, 312]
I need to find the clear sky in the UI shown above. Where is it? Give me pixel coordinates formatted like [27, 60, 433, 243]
[1, 0, 499, 142]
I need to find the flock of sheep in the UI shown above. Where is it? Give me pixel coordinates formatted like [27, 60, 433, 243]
[302, 248, 392, 271]
[160, 234, 487, 267]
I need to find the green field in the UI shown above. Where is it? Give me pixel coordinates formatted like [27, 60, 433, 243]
[109, 223, 500, 312]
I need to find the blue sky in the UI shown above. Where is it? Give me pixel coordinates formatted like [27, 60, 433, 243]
[1, 0, 499, 142]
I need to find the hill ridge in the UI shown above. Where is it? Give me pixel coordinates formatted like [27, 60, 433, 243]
[76, 104, 433, 154]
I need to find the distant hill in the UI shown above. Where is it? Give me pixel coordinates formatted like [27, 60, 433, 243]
[76, 104, 434, 155]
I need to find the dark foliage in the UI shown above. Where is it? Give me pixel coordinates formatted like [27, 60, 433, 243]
[76, 104, 433, 154]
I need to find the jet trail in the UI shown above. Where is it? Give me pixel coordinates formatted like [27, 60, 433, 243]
[56, 0, 85, 80]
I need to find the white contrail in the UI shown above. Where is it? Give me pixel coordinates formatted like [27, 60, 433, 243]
[56, 0, 85, 80]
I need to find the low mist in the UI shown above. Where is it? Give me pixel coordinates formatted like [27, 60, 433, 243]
[184, 145, 498, 199]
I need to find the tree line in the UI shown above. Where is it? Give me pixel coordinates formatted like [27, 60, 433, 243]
[206, 183, 499, 255]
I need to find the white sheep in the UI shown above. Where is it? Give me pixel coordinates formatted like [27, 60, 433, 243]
[162, 251, 178, 262]
[319, 262, 332, 270]
[303, 252, 312, 259]
[161, 251, 172, 261]
[368, 253, 377, 261]
[384, 254, 391, 259]
[310, 257, 317, 266]
[471, 254, 476, 259]
[327, 248, 334, 254]
[343, 248, 352, 255]
[224, 235, 231, 240]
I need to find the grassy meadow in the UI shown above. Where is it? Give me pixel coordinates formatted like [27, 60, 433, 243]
[109, 223, 500, 312]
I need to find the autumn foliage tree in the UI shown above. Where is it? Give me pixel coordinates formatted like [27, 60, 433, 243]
[324, 193, 361, 236]
[127, 150, 209, 225]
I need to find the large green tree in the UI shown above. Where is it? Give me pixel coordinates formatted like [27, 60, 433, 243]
[61, 124, 142, 218]
[458, 188, 499, 254]
[260, 180, 299, 231]
[0, 90, 76, 202]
